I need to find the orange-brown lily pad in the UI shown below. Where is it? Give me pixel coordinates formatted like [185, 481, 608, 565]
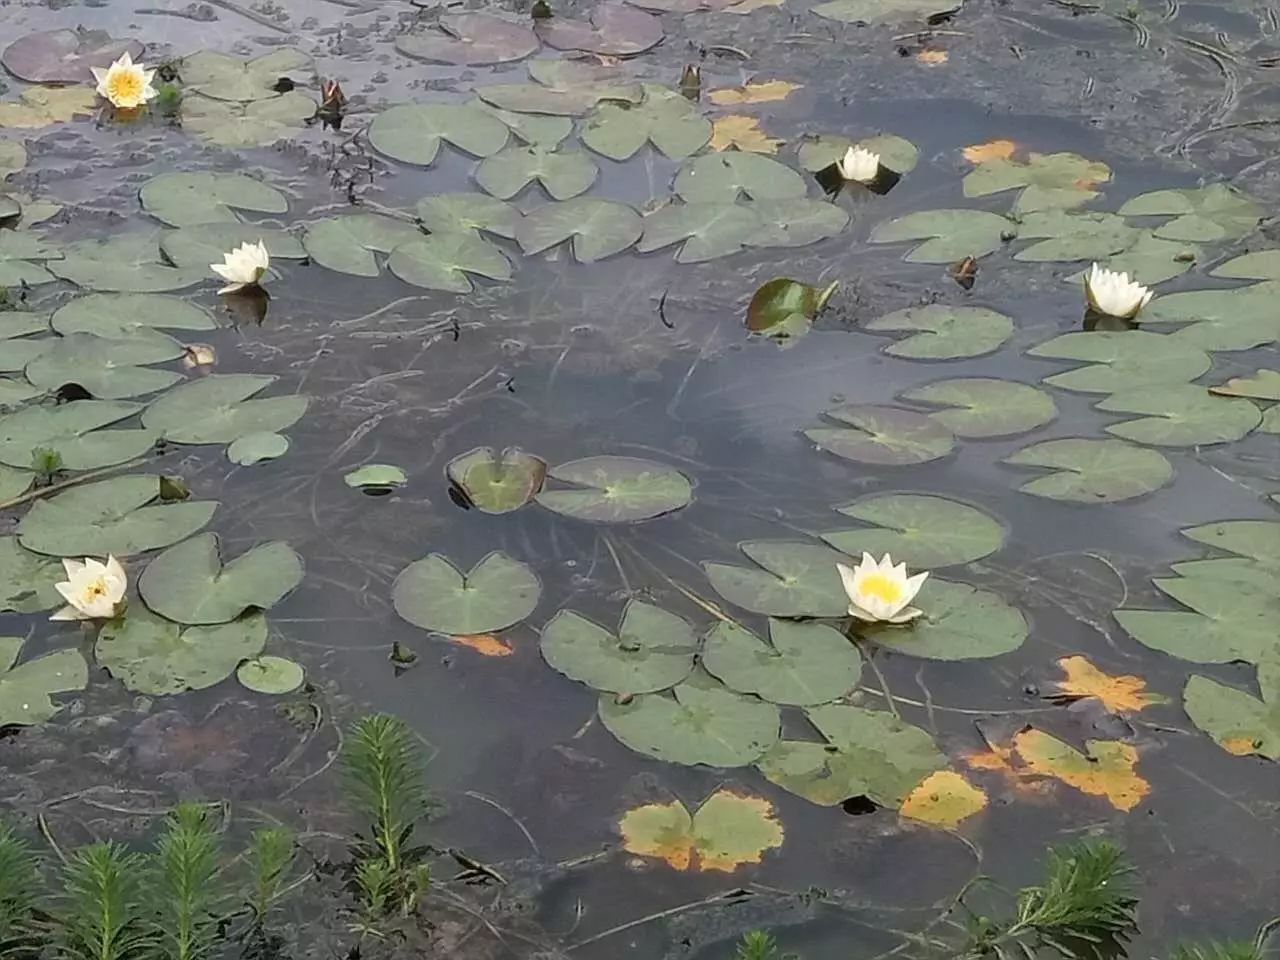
[1013, 729, 1149, 812]
[619, 789, 783, 872]
[900, 770, 987, 827]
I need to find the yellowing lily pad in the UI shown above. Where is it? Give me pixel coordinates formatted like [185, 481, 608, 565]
[0, 86, 96, 129]
[964, 151, 1111, 214]
[899, 770, 987, 828]
[1012, 729, 1149, 812]
[707, 80, 800, 105]
[619, 789, 783, 872]
[1050, 656, 1166, 713]
[1182, 663, 1279, 760]
[708, 114, 783, 153]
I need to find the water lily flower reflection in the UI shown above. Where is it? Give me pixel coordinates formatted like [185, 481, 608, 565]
[1084, 263, 1152, 319]
[50, 556, 127, 621]
[837, 146, 880, 184]
[91, 52, 158, 110]
[211, 240, 270, 294]
[836, 553, 928, 624]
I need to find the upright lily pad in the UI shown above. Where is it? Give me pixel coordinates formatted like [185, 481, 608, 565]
[516, 199, 643, 261]
[757, 704, 946, 807]
[702, 619, 860, 706]
[51, 293, 215, 342]
[388, 234, 512, 293]
[1097, 385, 1261, 446]
[303, 215, 423, 278]
[0, 399, 156, 470]
[475, 145, 598, 200]
[0, 537, 63, 612]
[900, 378, 1058, 438]
[638, 203, 762, 263]
[541, 600, 697, 694]
[142, 375, 308, 444]
[181, 93, 317, 147]
[582, 85, 711, 160]
[797, 133, 918, 174]
[140, 173, 289, 228]
[138, 534, 302, 625]
[864, 305, 1013, 359]
[446, 446, 546, 513]
[703, 541, 849, 618]
[746, 277, 837, 339]
[1005, 438, 1173, 503]
[674, 153, 807, 204]
[369, 102, 509, 166]
[963, 152, 1111, 214]
[0, 639, 87, 728]
[17, 474, 217, 557]
[182, 49, 312, 102]
[392, 552, 540, 634]
[395, 13, 539, 65]
[820, 494, 1004, 568]
[535, 2, 664, 55]
[1183, 668, 1280, 760]
[805, 404, 955, 465]
[811, 0, 958, 24]
[1118, 184, 1260, 242]
[869, 209, 1014, 263]
[1, 29, 142, 84]
[416, 194, 519, 240]
[599, 670, 780, 767]
[535, 455, 691, 522]
[1028, 331, 1211, 394]
[96, 607, 267, 696]
[476, 59, 643, 116]
[867, 579, 1028, 660]
[49, 233, 206, 293]
[25, 333, 184, 399]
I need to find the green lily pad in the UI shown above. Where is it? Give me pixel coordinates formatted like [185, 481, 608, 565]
[395, 13, 539, 65]
[1118, 184, 1260, 243]
[392, 551, 540, 634]
[17, 474, 217, 557]
[1210, 250, 1280, 280]
[0, 537, 63, 612]
[1093, 232, 1198, 285]
[138, 533, 302, 625]
[181, 92, 317, 147]
[25, 333, 184, 399]
[1013, 210, 1139, 262]
[1209, 369, 1280, 401]
[49, 233, 207, 292]
[142, 374, 308, 444]
[703, 541, 849, 618]
[388, 234, 512, 293]
[159, 225, 305, 269]
[51, 293, 215, 342]
[1028, 331, 1211, 394]
[182, 48, 312, 102]
[0, 639, 87, 728]
[1153, 284, 1280, 352]
[1170, 558, 1280, 590]
[1182, 521, 1280, 566]
[638, 202, 762, 263]
[343, 464, 407, 490]
[864, 305, 1013, 359]
[866, 579, 1027, 660]
[446, 446, 545, 513]
[0, 464, 33, 498]
[1097, 385, 1261, 446]
[1116, 576, 1278, 666]
[476, 101, 575, 148]
[369, 102, 509, 166]
[805, 404, 955, 465]
[0, 337, 52, 374]
[900, 378, 1058, 438]
[416, 193, 519, 240]
[541, 599, 698, 694]
[475, 145, 598, 200]
[0, 399, 156, 470]
[227, 432, 289, 466]
[237, 655, 305, 695]
[476, 58, 644, 116]
[797, 133, 918, 174]
[96, 607, 267, 696]
[1005, 438, 1173, 503]
[869, 209, 1015, 263]
[535, 455, 692, 522]
[963, 152, 1110, 214]
[756, 704, 946, 807]
[140, 172, 289, 228]
[1183, 667, 1279, 760]
[745, 199, 849, 249]
[0, 232, 59, 287]
[0, 311, 48, 340]
[811, 0, 958, 24]
[702, 619, 860, 707]
[746, 277, 837, 339]
[674, 153, 807, 204]
[516, 199, 642, 262]
[582, 85, 711, 160]
[535, 2, 664, 56]
[0, 378, 41, 409]
[303, 215, 423, 278]
[599, 670, 780, 767]
[820, 494, 1004, 568]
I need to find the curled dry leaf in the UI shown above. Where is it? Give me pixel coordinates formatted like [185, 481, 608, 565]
[1049, 656, 1167, 714]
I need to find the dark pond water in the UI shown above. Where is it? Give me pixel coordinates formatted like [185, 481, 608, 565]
[0, 0, 1278, 957]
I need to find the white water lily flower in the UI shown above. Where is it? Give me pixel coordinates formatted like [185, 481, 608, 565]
[91, 52, 158, 110]
[837, 146, 880, 184]
[836, 552, 928, 624]
[211, 240, 270, 294]
[50, 556, 127, 621]
[1084, 263, 1152, 319]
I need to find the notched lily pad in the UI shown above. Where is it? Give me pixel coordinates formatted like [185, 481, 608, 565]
[1097, 385, 1261, 447]
[0, 399, 156, 471]
[0, 537, 63, 612]
[182, 49, 313, 102]
[674, 153, 807, 204]
[140, 172, 289, 228]
[869, 209, 1014, 263]
[964, 152, 1110, 214]
[142, 374, 308, 445]
[475, 144, 598, 200]
[541, 599, 698, 694]
[139, 533, 303, 625]
[1005, 438, 1173, 503]
[702, 619, 860, 706]
[25, 333, 184, 400]
[535, 455, 692, 522]
[51, 293, 215, 342]
[2, 29, 143, 84]
[582, 85, 711, 160]
[900, 378, 1057, 438]
[388, 233, 512, 293]
[703, 540, 848, 618]
[395, 13, 539, 65]
[864, 305, 1013, 359]
[49, 233, 206, 293]
[820, 494, 1004, 568]
[746, 199, 849, 249]
[392, 551, 540, 635]
[1183, 668, 1279, 760]
[638, 202, 762, 264]
[805, 404, 955, 465]
[516, 199, 642, 262]
[865, 579, 1027, 660]
[416, 193, 519, 240]
[1118, 184, 1260, 242]
[447, 446, 546, 513]
[181, 93, 317, 148]
[0, 638, 87, 728]
[810, 0, 959, 24]
[369, 102, 509, 166]
[476, 59, 643, 117]
[535, 2, 664, 56]
[303, 214, 423, 278]
[1028, 331, 1211, 394]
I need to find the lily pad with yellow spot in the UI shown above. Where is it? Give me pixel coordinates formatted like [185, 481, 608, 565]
[1012, 729, 1149, 812]
[1049, 656, 1166, 713]
[900, 770, 987, 827]
[619, 789, 784, 872]
[1183, 663, 1280, 760]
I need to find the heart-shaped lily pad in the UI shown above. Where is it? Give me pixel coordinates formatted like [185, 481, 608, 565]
[703, 540, 849, 618]
[446, 446, 546, 513]
[866, 579, 1027, 659]
[535, 2, 664, 55]
[638, 202, 762, 263]
[1183, 668, 1279, 760]
[599, 670, 780, 767]
[181, 93, 317, 147]
[869, 209, 1015, 263]
[477, 101, 575, 148]
[582, 85, 711, 160]
[820, 494, 1004, 568]
[1151, 283, 1280, 352]
[416, 194, 519, 240]
[1182, 520, 1280, 566]
[1097, 385, 1261, 446]
[96, 607, 267, 695]
[1005, 438, 1173, 503]
[541, 599, 698, 693]
[392, 551, 540, 634]
[0, 537, 63, 612]
[303, 215, 423, 278]
[1118, 184, 1260, 242]
[0, 232, 60, 287]
[516, 199, 643, 262]
[17, 474, 217, 557]
[395, 13, 539, 65]
[2, 29, 143, 84]
[49, 233, 206, 292]
[142, 375, 308, 444]
[0, 638, 87, 728]
[51, 293, 215, 343]
[182, 48, 313, 102]
[900, 378, 1058, 438]
[25, 333, 184, 399]
[138, 533, 303, 625]
[476, 59, 644, 116]
[619, 789, 784, 873]
[964, 152, 1111, 214]
[1116, 575, 1278, 666]
[1209, 369, 1280, 401]
[388, 234, 512, 293]
[674, 153, 807, 204]
[535, 455, 692, 522]
[805, 404, 955, 465]
[0, 399, 155, 471]
[1029, 331, 1211, 394]
[475, 144, 598, 200]
[797, 133, 919, 174]
[745, 199, 849, 249]
[703, 619, 860, 706]
[140, 173, 289, 228]
[864, 305, 1013, 360]
[369, 102, 509, 166]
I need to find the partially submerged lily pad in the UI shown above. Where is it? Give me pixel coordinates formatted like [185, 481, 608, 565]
[1005, 438, 1173, 503]
[805, 404, 956, 465]
[1183, 667, 1279, 760]
[142, 375, 308, 445]
[541, 600, 698, 694]
[900, 378, 1058, 438]
[535, 2, 664, 56]
[820, 494, 1004, 568]
[369, 102, 510, 166]
[869, 209, 1015, 263]
[237, 655, 306, 695]
[702, 619, 860, 706]
[864, 305, 1013, 359]
[516, 199, 643, 262]
[0, 638, 87, 728]
[396, 13, 539, 65]
[703, 540, 848, 618]
[2, 28, 143, 84]
[344, 464, 407, 491]
[446, 446, 546, 513]
[535, 455, 692, 522]
[392, 551, 540, 635]
[140, 172, 289, 228]
[139, 533, 303, 625]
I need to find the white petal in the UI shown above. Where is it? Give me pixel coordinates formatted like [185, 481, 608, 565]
[211, 261, 239, 282]
[836, 562, 859, 603]
[886, 606, 924, 624]
[900, 570, 929, 605]
[49, 605, 88, 621]
[848, 603, 879, 621]
[217, 282, 247, 295]
[61, 558, 84, 579]
[54, 581, 81, 606]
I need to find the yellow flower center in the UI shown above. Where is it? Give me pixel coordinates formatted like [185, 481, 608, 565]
[859, 573, 903, 605]
[82, 580, 108, 601]
[107, 69, 144, 105]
